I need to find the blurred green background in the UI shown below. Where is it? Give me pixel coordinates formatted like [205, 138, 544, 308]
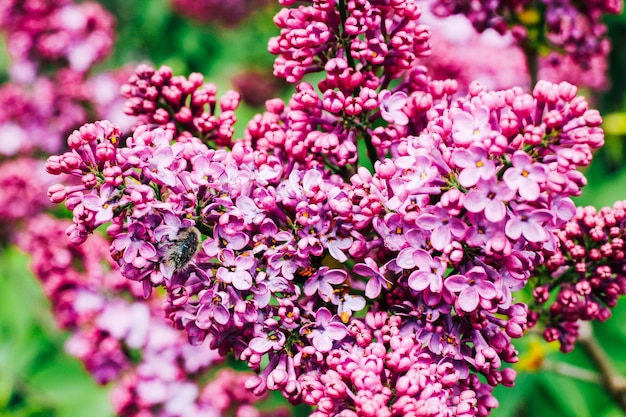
[2, 1, 626, 416]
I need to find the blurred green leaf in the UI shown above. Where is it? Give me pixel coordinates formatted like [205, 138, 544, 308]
[0, 247, 113, 417]
[491, 372, 534, 417]
[536, 372, 590, 417]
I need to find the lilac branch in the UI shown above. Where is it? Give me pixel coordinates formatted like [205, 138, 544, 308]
[577, 322, 626, 411]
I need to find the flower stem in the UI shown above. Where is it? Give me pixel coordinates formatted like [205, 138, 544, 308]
[577, 322, 626, 411]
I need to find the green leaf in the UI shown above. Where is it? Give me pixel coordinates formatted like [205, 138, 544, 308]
[490, 372, 535, 417]
[536, 370, 593, 417]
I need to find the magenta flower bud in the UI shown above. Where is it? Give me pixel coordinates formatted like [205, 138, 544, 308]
[265, 98, 285, 114]
[95, 142, 116, 162]
[175, 106, 193, 123]
[220, 90, 241, 111]
[67, 130, 84, 149]
[47, 184, 67, 203]
[374, 159, 395, 179]
[82, 173, 98, 189]
[45, 155, 64, 175]
[152, 108, 170, 124]
[103, 166, 123, 186]
[142, 99, 156, 112]
[557, 81, 578, 101]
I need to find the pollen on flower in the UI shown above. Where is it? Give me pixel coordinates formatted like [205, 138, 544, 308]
[340, 311, 350, 323]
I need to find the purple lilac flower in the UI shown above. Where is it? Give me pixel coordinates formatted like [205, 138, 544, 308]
[303, 267, 347, 301]
[505, 204, 554, 243]
[464, 178, 515, 222]
[112, 222, 157, 267]
[216, 249, 255, 290]
[445, 266, 498, 312]
[300, 307, 347, 352]
[379, 90, 408, 125]
[503, 151, 548, 201]
[451, 105, 492, 146]
[415, 206, 468, 251]
[451, 145, 496, 188]
[353, 258, 392, 299]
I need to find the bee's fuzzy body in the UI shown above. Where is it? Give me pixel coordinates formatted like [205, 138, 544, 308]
[165, 226, 202, 272]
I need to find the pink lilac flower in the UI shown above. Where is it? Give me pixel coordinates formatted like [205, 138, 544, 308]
[41, 0, 621, 413]
[416, 206, 468, 251]
[300, 307, 347, 352]
[445, 266, 498, 312]
[505, 204, 554, 243]
[503, 151, 548, 201]
[451, 145, 496, 188]
[353, 258, 392, 299]
[303, 267, 348, 301]
[216, 249, 255, 290]
[463, 178, 516, 222]
[451, 105, 492, 147]
[379, 90, 409, 125]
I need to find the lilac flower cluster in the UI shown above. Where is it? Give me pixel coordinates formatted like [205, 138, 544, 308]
[0, 0, 130, 242]
[41, 0, 625, 416]
[529, 201, 626, 353]
[120, 65, 240, 146]
[299, 311, 511, 417]
[269, 0, 431, 86]
[0, 0, 115, 80]
[0, 158, 53, 238]
[429, 0, 622, 73]
[46, 58, 605, 415]
[0, 73, 89, 156]
[18, 214, 286, 417]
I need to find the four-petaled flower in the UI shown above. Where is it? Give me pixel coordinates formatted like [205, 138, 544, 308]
[379, 90, 408, 125]
[303, 267, 347, 301]
[503, 151, 547, 201]
[353, 257, 392, 299]
[216, 249, 255, 290]
[464, 178, 515, 222]
[445, 266, 498, 312]
[300, 307, 347, 352]
[81, 184, 122, 226]
[451, 145, 496, 188]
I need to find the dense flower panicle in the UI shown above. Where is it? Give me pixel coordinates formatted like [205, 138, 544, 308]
[0, 0, 115, 79]
[46, 54, 607, 416]
[530, 201, 626, 352]
[120, 65, 241, 146]
[0, 158, 53, 230]
[36, 0, 626, 416]
[0, 76, 89, 156]
[297, 311, 510, 417]
[18, 214, 284, 417]
[269, 0, 431, 86]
